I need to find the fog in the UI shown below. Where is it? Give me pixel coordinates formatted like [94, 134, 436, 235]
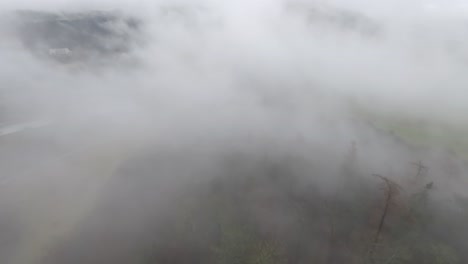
[0, 0, 468, 263]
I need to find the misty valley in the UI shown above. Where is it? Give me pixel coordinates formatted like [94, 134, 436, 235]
[1, 1, 468, 264]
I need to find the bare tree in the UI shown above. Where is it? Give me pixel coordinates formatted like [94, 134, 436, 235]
[368, 174, 401, 262]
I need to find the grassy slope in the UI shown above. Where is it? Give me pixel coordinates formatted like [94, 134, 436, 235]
[353, 104, 468, 158]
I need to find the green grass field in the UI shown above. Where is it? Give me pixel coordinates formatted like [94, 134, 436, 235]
[353, 104, 468, 158]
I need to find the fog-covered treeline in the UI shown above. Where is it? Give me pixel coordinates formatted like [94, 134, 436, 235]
[0, 1, 468, 264]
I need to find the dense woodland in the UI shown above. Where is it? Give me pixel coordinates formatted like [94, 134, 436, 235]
[42, 141, 468, 264]
[141, 152, 466, 264]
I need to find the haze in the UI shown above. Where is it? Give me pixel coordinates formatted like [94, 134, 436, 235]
[0, 0, 468, 264]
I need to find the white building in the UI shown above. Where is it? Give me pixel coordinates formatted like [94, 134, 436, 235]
[48, 48, 72, 56]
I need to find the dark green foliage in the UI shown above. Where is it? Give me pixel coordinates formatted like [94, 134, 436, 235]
[141, 154, 465, 264]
